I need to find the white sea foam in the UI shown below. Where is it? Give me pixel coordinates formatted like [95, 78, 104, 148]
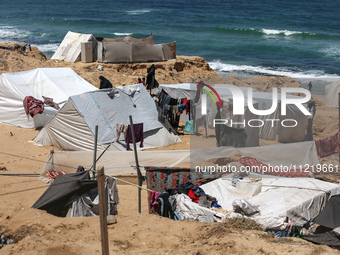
[34, 43, 60, 54]
[0, 25, 31, 41]
[320, 46, 340, 60]
[261, 29, 303, 36]
[113, 32, 132, 36]
[127, 9, 151, 15]
[209, 60, 340, 79]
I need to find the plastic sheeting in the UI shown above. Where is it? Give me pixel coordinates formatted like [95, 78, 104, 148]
[52, 31, 97, 62]
[68, 177, 119, 217]
[191, 141, 320, 168]
[102, 35, 155, 44]
[41, 150, 191, 176]
[0, 68, 97, 128]
[201, 175, 340, 229]
[174, 194, 226, 222]
[101, 41, 176, 63]
[33, 84, 181, 151]
[325, 79, 340, 108]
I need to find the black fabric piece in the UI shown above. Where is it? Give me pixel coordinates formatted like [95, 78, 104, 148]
[32, 171, 97, 216]
[215, 110, 247, 147]
[99, 75, 113, 89]
[303, 231, 340, 247]
[314, 194, 340, 229]
[159, 92, 171, 111]
[146, 64, 159, 90]
[157, 192, 175, 219]
[156, 103, 178, 135]
[169, 105, 180, 130]
[167, 186, 188, 196]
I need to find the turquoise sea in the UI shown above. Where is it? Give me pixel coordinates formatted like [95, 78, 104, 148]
[1, 0, 340, 94]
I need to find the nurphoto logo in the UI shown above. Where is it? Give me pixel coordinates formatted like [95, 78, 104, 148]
[200, 85, 312, 128]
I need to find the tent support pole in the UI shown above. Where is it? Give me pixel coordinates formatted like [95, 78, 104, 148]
[97, 166, 109, 255]
[129, 115, 144, 214]
[93, 125, 98, 179]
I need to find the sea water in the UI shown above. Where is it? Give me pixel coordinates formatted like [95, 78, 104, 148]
[1, 0, 339, 94]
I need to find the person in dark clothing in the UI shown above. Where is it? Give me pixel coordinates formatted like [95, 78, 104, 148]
[99, 75, 113, 89]
[146, 64, 159, 90]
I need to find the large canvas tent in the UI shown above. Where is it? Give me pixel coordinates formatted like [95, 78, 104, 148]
[101, 34, 155, 44]
[0, 67, 97, 129]
[51, 31, 97, 63]
[97, 41, 176, 63]
[159, 83, 310, 144]
[52, 31, 176, 63]
[325, 79, 340, 108]
[33, 84, 181, 151]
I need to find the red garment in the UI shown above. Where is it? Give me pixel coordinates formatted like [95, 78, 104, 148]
[42, 96, 60, 110]
[45, 171, 67, 180]
[149, 191, 161, 214]
[315, 132, 340, 158]
[23, 96, 44, 117]
[182, 98, 190, 115]
[188, 189, 199, 203]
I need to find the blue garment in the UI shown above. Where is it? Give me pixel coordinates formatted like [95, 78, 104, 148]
[211, 201, 222, 208]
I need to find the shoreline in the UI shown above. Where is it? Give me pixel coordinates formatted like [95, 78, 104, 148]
[215, 70, 337, 95]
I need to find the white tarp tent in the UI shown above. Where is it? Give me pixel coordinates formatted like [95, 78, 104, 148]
[159, 83, 310, 143]
[0, 67, 97, 129]
[33, 84, 181, 151]
[325, 79, 340, 108]
[51, 31, 97, 62]
[200, 175, 340, 229]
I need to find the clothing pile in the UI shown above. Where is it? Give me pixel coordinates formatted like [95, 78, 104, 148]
[149, 181, 221, 220]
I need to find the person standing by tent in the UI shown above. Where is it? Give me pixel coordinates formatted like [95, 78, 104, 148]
[146, 64, 159, 95]
[307, 82, 312, 92]
[99, 75, 113, 89]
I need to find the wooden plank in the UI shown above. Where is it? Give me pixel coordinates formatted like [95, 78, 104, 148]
[97, 166, 109, 255]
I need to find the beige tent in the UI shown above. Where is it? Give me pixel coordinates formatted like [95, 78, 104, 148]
[101, 35, 155, 44]
[98, 41, 176, 63]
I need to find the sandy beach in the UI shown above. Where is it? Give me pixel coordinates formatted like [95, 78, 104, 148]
[0, 44, 340, 254]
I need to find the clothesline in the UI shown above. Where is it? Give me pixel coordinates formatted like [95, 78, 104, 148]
[108, 175, 153, 192]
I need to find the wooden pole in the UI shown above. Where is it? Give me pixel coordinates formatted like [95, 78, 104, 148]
[129, 115, 143, 214]
[97, 166, 109, 255]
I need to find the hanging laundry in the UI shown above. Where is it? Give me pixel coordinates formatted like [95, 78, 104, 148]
[23, 96, 44, 117]
[42, 96, 60, 110]
[149, 191, 161, 214]
[315, 132, 340, 158]
[125, 123, 144, 150]
[116, 124, 128, 142]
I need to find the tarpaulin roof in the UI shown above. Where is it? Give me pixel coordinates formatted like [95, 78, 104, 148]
[32, 84, 181, 151]
[0, 67, 97, 128]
